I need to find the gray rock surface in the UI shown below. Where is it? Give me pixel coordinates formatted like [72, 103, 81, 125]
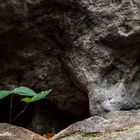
[0, 123, 47, 140]
[0, 0, 140, 116]
[51, 0, 140, 115]
[52, 109, 140, 140]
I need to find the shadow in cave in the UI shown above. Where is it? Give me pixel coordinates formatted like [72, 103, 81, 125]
[0, 95, 89, 135]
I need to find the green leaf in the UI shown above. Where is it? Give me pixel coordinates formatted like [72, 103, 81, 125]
[37, 89, 52, 96]
[33, 91, 49, 101]
[12, 86, 37, 97]
[21, 89, 51, 103]
[21, 97, 33, 103]
[0, 90, 11, 100]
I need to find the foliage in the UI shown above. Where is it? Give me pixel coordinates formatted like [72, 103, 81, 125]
[0, 86, 51, 102]
[0, 86, 51, 124]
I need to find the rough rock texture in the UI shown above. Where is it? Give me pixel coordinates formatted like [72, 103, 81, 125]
[48, 0, 140, 115]
[0, 0, 140, 116]
[0, 123, 47, 140]
[0, 0, 88, 115]
[52, 109, 140, 140]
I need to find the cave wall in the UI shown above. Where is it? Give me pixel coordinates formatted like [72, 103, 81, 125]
[0, 0, 140, 116]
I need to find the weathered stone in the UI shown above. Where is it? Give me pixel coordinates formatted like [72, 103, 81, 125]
[0, 0, 140, 119]
[0, 0, 88, 115]
[0, 123, 47, 140]
[44, 0, 140, 115]
[52, 109, 140, 140]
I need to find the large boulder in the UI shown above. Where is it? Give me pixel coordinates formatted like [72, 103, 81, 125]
[0, 0, 140, 116]
[0, 123, 47, 140]
[52, 109, 140, 140]
[55, 0, 140, 115]
[0, 0, 88, 115]
[42, 0, 140, 115]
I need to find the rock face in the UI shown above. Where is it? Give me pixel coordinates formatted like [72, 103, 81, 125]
[52, 109, 140, 140]
[0, 123, 47, 140]
[0, 0, 88, 115]
[0, 0, 140, 116]
[47, 0, 140, 115]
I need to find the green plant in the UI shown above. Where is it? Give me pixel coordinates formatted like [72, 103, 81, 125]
[0, 86, 51, 124]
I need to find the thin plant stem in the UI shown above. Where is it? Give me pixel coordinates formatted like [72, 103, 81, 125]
[13, 103, 28, 123]
[9, 93, 13, 124]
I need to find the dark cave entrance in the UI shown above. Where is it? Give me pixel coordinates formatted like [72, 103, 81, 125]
[0, 95, 89, 135]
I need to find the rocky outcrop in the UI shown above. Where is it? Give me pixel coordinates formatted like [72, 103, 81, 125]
[0, 123, 47, 140]
[1, 0, 140, 138]
[0, 0, 88, 115]
[48, 0, 140, 115]
[0, 0, 140, 118]
[52, 109, 140, 140]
